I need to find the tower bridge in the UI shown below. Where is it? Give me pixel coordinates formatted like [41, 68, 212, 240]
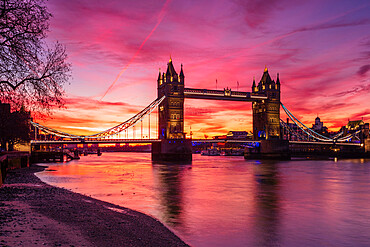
[30, 58, 370, 160]
[152, 59, 287, 160]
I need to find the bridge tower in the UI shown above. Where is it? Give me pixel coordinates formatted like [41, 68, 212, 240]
[152, 58, 192, 161]
[157, 58, 185, 139]
[247, 68, 290, 159]
[252, 67, 281, 140]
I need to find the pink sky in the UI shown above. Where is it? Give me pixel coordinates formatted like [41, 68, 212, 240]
[38, 0, 370, 138]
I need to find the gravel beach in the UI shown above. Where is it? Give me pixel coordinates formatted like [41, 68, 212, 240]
[0, 165, 189, 247]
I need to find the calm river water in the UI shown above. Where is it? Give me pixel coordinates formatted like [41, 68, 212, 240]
[36, 153, 370, 247]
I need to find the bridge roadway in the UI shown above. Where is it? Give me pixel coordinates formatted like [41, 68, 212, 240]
[31, 139, 161, 145]
[184, 88, 268, 101]
[31, 139, 259, 145]
[289, 141, 362, 147]
[32, 139, 361, 146]
[31, 139, 258, 145]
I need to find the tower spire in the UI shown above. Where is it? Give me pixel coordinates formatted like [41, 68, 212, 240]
[252, 76, 257, 92]
[158, 68, 161, 79]
[166, 57, 177, 76]
[179, 63, 184, 78]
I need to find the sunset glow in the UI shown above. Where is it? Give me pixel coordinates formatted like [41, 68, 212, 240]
[38, 0, 370, 138]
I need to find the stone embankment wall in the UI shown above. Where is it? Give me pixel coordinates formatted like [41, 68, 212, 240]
[0, 152, 29, 186]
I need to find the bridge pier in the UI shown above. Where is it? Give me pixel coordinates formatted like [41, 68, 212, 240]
[244, 140, 290, 160]
[152, 139, 192, 162]
[363, 137, 370, 156]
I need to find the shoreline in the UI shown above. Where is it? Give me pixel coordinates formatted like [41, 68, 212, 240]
[0, 164, 189, 247]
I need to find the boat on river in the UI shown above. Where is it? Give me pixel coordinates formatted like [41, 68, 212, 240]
[201, 148, 220, 156]
[221, 148, 244, 156]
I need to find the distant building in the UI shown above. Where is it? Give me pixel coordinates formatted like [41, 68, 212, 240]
[0, 101, 11, 116]
[311, 116, 328, 135]
[282, 118, 306, 141]
[0, 101, 11, 151]
[340, 119, 369, 142]
[213, 135, 227, 140]
[0, 102, 31, 151]
[226, 131, 252, 140]
[345, 120, 367, 131]
[213, 131, 252, 140]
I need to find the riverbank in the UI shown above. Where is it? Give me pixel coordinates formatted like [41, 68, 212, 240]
[0, 165, 189, 247]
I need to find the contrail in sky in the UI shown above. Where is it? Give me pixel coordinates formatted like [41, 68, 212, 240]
[100, 0, 172, 101]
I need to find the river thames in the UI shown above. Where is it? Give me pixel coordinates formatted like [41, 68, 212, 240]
[36, 153, 370, 246]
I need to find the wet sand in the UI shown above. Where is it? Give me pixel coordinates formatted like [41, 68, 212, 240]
[0, 165, 189, 247]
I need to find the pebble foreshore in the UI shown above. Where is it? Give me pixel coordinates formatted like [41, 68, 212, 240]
[0, 165, 189, 247]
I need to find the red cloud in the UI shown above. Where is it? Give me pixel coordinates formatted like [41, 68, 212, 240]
[38, 0, 370, 137]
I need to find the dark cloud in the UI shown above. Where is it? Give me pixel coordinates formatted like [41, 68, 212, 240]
[320, 103, 349, 111]
[332, 84, 370, 97]
[292, 19, 370, 34]
[357, 64, 370, 77]
[233, 0, 285, 29]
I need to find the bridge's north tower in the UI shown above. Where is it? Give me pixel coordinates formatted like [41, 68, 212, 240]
[252, 68, 281, 140]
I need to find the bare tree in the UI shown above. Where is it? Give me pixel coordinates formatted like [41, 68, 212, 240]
[0, 0, 70, 114]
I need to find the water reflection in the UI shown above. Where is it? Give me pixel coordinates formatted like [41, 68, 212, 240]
[152, 162, 191, 227]
[252, 161, 281, 246]
[36, 153, 370, 247]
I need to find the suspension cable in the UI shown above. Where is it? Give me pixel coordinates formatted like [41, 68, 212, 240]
[280, 102, 364, 143]
[335, 129, 362, 142]
[281, 103, 332, 141]
[281, 104, 331, 141]
[280, 119, 307, 140]
[31, 96, 165, 139]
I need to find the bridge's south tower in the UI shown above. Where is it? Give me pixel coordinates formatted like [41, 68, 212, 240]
[157, 58, 185, 139]
[252, 68, 281, 140]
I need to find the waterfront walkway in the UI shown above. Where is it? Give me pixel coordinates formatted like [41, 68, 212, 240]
[0, 165, 188, 247]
